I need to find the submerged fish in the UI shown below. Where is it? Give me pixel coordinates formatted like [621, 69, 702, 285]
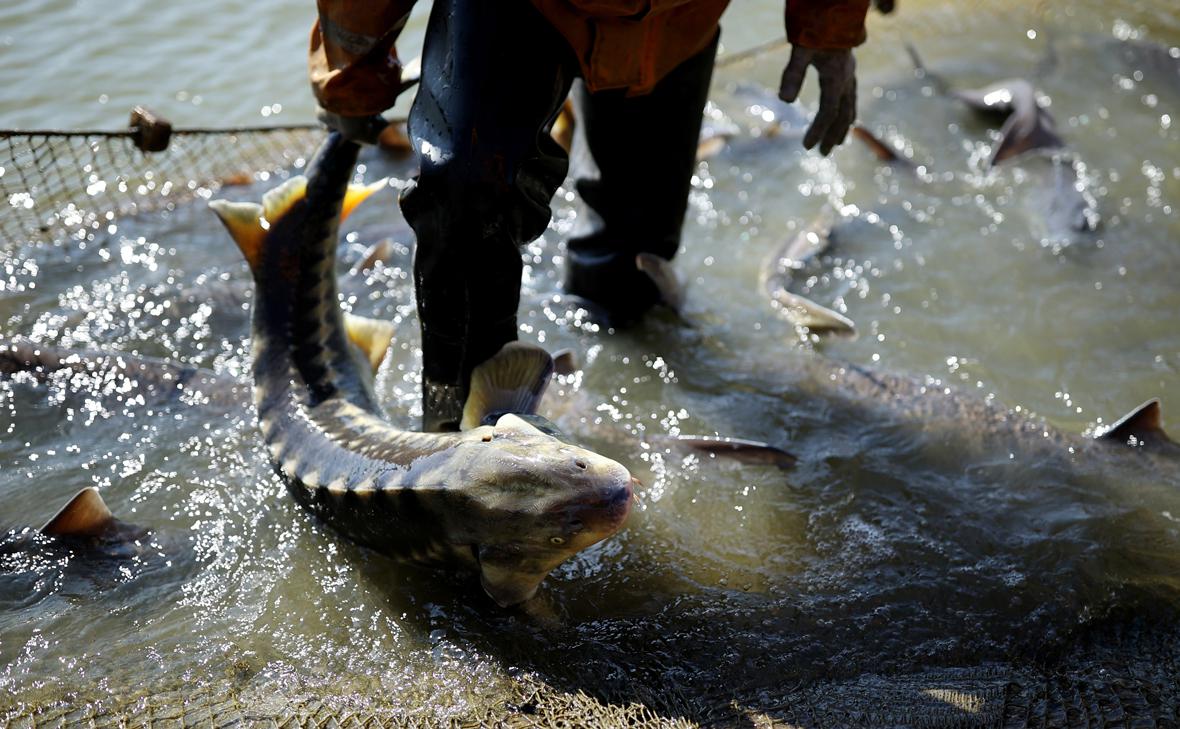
[0, 338, 245, 409]
[906, 44, 1099, 235]
[0, 488, 168, 597]
[208, 133, 634, 607]
[760, 210, 857, 337]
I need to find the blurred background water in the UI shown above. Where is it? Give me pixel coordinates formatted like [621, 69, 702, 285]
[1, 0, 1179, 724]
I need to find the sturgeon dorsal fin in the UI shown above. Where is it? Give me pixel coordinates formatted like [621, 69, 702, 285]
[262, 175, 309, 224]
[208, 200, 266, 270]
[41, 487, 115, 538]
[460, 342, 554, 431]
[1098, 398, 1167, 446]
[635, 253, 685, 312]
[342, 179, 388, 221]
[343, 312, 395, 374]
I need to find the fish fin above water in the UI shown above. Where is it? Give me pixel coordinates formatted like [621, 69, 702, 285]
[341, 179, 388, 221]
[351, 239, 395, 275]
[261, 175, 309, 224]
[904, 44, 951, 95]
[696, 133, 730, 161]
[208, 200, 266, 270]
[671, 435, 797, 469]
[770, 288, 857, 336]
[1097, 398, 1173, 447]
[41, 487, 115, 538]
[343, 313, 395, 374]
[851, 125, 910, 166]
[990, 107, 1065, 166]
[460, 342, 555, 430]
[551, 348, 579, 376]
[400, 54, 421, 88]
[635, 253, 685, 312]
[551, 99, 576, 154]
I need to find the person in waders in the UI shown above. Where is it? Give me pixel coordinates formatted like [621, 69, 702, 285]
[309, 0, 880, 432]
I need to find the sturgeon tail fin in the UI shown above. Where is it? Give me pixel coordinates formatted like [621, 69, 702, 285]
[209, 176, 386, 274]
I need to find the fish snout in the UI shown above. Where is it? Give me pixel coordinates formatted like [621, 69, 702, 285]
[558, 470, 634, 544]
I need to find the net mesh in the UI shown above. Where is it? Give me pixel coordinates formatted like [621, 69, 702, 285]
[0, 117, 326, 248]
[0, 33, 792, 251]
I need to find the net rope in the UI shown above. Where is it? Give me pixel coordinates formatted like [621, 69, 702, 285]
[0, 118, 329, 248]
[0, 37, 800, 250]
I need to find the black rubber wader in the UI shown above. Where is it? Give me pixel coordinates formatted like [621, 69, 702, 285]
[401, 0, 717, 431]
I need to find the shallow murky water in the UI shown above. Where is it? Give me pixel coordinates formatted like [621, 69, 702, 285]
[2, 0, 1179, 724]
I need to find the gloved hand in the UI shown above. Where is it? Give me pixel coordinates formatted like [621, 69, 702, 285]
[778, 47, 857, 156]
[315, 106, 389, 146]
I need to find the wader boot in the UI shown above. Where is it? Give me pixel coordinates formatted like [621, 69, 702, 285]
[564, 32, 719, 326]
[400, 0, 576, 431]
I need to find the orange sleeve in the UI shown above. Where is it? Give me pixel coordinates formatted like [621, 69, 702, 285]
[784, 0, 871, 50]
[308, 0, 418, 117]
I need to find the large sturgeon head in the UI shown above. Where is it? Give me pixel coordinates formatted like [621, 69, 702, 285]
[449, 344, 635, 606]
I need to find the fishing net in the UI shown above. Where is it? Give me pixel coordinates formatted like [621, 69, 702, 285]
[0, 108, 328, 248]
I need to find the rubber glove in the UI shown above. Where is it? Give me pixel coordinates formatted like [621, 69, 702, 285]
[315, 107, 388, 146]
[778, 47, 857, 156]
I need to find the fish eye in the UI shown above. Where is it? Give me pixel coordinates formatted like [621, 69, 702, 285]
[550, 536, 565, 545]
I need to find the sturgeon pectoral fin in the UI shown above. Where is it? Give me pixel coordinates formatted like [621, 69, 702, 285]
[341, 179, 388, 221]
[672, 435, 798, 469]
[551, 99, 576, 154]
[1098, 398, 1173, 446]
[41, 487, 116, 538]
[399, 54, 422, 88]
[635, 253, 685, 312]
[208, 200, 265, 271]
[461, 342, 555, 430]
[770, 288, 856, 336]
[261, 175, 309, 224]
[852, 125, 912, 167]
[343, 313, 395, 374]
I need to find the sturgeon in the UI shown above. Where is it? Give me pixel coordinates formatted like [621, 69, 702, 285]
[208, 133, 633, 607]
[905, 44, 1099, 234]
[760, 210, 858, 337]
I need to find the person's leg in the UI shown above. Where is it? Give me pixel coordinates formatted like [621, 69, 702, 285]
[565, 32, 719, 324]
[401, 0, 575, 431]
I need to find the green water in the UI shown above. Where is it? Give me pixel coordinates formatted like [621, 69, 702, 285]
[2, 0, 1179, 723]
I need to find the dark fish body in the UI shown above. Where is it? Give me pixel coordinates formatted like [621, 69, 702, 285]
[905, 44, 1099, 236]
[210, 134, 634, 606]
[780, 350, 1179, 466]
[1, 488, 164, 584]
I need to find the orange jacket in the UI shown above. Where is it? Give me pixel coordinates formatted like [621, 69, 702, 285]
[309, 0, 871, 117]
